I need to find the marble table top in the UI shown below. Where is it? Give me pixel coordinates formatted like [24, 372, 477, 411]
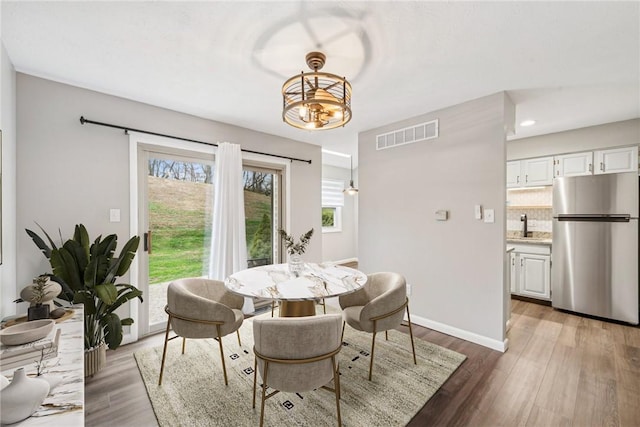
[225, 263, 368, 301]
[2, 306, 84, 426]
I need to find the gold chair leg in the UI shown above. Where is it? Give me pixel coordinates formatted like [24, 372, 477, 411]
[332, 356, 342, 426]
[158, 315, 172, 386]
[369, 327, 377, 381]
[252, 358, 257, 409]
[406, 305, 417, 365]
[385, 331, 388, 341]
[182, 337, 186, 354]
[271, 301, 275, 317]
[237, 330, 242, 347]
[216, 325, 229, 386]
[341, 321, 345, 343]
[260, 361, 269, 427]
[323, 298, 326, 314]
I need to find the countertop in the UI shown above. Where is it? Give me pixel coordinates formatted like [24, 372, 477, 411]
[506, 237, 552, 246]
[2, 306, 84, 426]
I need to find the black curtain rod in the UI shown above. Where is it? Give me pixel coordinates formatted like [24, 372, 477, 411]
[79, 116, 312, 164]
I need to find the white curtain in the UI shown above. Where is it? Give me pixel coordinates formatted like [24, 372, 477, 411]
[209, 142, 254, 314]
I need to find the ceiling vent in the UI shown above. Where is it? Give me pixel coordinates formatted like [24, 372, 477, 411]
[376, 119, 439, 150]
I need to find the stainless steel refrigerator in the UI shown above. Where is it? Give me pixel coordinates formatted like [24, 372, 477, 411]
[552, 172, 639, 324]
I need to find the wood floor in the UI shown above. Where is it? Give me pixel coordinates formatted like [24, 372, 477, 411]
[85, 299, 640, 426]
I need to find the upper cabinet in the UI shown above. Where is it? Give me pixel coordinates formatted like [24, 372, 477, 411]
[554, 151, 593, 177]
[506, 161, 522, 187]
[507, 157, 553, 188]
[594, 146, 638, 175]
[510, 145, 638, 185]
[554, 146, 638, 178]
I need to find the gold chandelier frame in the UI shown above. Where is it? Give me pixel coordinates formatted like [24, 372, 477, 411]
[282, 52, 352, 130]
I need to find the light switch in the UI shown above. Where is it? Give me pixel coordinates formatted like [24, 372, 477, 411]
[474, 204, 483, 220]
[484, 209, 495, 223]
[435, 210, 449, 221]
[110, 209, 121, 223]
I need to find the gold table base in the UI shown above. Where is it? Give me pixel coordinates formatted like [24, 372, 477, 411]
[279, 300, 316, 317]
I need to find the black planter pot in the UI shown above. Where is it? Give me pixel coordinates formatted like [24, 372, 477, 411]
[27, 304, 50, 321]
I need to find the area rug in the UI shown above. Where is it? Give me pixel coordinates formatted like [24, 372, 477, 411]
[134, 311, 466, 427]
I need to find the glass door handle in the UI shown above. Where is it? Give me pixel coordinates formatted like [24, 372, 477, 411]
[144, 231, 153, 254]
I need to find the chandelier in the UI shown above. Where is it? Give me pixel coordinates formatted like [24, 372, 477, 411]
[282, 52, 352, 130]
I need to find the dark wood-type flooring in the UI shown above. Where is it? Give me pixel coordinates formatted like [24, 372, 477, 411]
[85, 299, 640, 426]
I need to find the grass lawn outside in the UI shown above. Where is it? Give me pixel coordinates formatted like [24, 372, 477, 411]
[148, 176, 272, 285]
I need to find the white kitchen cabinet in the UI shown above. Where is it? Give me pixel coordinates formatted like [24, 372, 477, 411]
[506, 157, 553, 187]
[506, 161, 522, 188]
[519, 254, 551, 299]
[594, 146, 638, 175]
[523, 157, 554, 186]
[554, 151, 593, 177]
[509, 252, 517, 293]
[508, 243, 551, 301]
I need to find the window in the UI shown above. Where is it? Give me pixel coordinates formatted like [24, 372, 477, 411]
[322, 179, 344, 232]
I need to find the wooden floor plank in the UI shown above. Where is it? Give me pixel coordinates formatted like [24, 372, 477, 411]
[85, 300, 639, 426]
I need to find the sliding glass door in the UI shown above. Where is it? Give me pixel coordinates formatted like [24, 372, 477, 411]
[137, 147, 283, 336]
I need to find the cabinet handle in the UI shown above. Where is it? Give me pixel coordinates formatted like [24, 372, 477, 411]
[525, 175, 528, 182]
[600, 162, 604, 171]
[511, 258, 515, 266]
[520, 259, 523, 267]
[588, 163, 593, 173]
[516, 176, 520, 184]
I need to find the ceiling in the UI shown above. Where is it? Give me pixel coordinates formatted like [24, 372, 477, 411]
[2, 2, 639, 168]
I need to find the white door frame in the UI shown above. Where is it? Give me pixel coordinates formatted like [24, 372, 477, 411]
[127, 131, 291, 342]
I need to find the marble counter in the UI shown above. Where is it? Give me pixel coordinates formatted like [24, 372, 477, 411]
[2, 306, 84, 426]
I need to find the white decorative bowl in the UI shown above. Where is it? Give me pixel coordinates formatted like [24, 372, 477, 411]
[0, 319, 55, 346]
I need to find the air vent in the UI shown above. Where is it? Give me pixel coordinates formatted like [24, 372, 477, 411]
[376, 119, 439, 150]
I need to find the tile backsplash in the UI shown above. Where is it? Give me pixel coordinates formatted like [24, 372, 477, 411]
[506, 186, 553, 234]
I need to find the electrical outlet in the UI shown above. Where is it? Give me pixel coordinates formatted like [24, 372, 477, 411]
[110, 208, 121, 223]
[484, 209, 495, 223]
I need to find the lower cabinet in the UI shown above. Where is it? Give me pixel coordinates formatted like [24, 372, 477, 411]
[509, 244, 551, 300]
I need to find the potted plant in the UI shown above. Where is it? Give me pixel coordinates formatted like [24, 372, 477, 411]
[25, 276, 52, 321]
[26, 224, 142, 376]
[278, 228, 314, 273]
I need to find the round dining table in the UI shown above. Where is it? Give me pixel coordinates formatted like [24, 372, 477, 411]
[224, 262, 368, 317]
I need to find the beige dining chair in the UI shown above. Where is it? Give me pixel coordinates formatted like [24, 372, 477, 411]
[252, 314, 343, 427]
[339, 272, 417, 380]
[158, 278, 244, 386]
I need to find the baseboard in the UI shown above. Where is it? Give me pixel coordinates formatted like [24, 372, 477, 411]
[407, 313, 508, 352]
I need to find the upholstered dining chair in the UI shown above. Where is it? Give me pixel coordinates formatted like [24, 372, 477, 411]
[252, 314, 343, 427]
[158, 278, 244, 386]
[339, 272, 417, 381]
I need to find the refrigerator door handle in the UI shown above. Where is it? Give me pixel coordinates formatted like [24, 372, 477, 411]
[556, 214, 631, 222]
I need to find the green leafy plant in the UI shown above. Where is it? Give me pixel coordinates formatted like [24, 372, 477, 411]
[26, 223, 142, 350]
[278, 228, 314, 256]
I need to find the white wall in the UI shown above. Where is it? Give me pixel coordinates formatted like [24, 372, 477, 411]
[358, 92, 512, 350]
[0, 42, 17, 319]
[507, 118, 640, 160]
[321, 164, 357, 262]
[14, 74, 321, 318]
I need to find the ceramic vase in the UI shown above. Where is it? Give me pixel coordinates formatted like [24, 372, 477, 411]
[85, 341, 107, 377]
[0, 374, 8, 390]
[0, 368, 50, 425]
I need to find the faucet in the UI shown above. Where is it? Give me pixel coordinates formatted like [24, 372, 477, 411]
[520, 214, 528, 237]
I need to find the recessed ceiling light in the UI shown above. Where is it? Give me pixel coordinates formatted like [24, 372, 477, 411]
[321, 149, 351, 158]
[520, 119, 536, 127]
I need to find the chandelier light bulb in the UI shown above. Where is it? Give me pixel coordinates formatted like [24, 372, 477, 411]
[299, 105, 308, 120]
